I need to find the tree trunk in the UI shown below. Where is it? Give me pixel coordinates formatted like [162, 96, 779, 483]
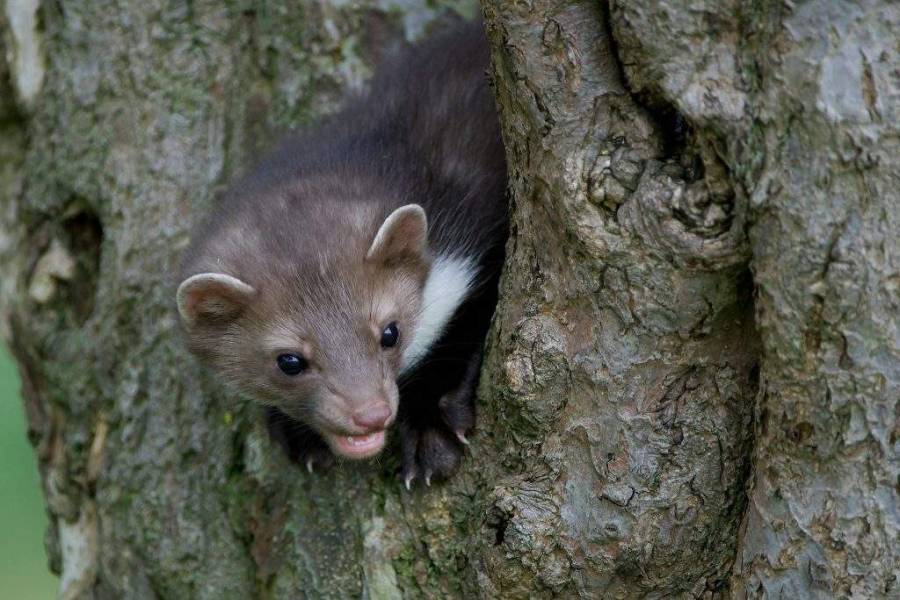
[606, 1, 899, 597]
[0, 1, 896, 600]
[476, 0, 758, 597]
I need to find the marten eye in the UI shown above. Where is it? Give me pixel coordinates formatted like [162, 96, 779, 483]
[277, 353, 308, 376]
[380, 322, 399, 348]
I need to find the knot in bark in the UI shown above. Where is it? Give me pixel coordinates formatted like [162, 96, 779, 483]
[619, 159, 749, 271]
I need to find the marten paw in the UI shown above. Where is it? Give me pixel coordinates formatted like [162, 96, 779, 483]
[264, 406, 333, 472]
[299, 445, 335, 474]
[399, 423, 464, 489]
[437, 389, 475, 446]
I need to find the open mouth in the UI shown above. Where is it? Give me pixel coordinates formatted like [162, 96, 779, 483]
[326, 430, 386, 459]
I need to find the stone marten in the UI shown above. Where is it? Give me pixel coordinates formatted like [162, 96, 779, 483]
[176, 20, 507, 486]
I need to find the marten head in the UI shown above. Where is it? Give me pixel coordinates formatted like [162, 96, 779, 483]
[176, 204, 430, 459]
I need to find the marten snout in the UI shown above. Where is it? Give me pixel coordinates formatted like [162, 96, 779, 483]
[351, 404, 392, 431]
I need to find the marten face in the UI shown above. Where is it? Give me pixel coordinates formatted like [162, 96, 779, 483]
[177, 205, 430, 459]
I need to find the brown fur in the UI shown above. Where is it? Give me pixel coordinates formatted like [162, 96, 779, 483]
[176, 20, 507, 479]
[182, 200, 429, 446]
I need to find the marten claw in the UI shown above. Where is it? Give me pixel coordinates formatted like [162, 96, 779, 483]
[306, 458, 315, 474]
[425, 471, 433, 487]
[403, 465, 417, 490]
[455, 432, 470, 446]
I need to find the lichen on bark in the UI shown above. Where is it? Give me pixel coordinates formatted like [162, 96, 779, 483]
[0, 1, 491, 598]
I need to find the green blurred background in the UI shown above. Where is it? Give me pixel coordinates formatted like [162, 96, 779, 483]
[0, 346, 57, 599]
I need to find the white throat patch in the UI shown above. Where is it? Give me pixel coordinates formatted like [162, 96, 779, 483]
[401, 254, 478, 373]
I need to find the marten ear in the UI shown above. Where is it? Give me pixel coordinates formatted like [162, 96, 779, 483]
[177, 273, 256, 327]
[366, 204, 428, 264]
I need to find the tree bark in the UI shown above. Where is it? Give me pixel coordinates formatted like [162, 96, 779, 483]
[607, 1, 899, 597]
[475, 0, 761, 596]
[0, 1, 896, 599]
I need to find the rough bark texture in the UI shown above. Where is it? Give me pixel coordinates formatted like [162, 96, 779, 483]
[476, 1, 759, 597]
[607, 1, 899, 597]
[736, 5, 898, 597]
[0, 0, 896, 599]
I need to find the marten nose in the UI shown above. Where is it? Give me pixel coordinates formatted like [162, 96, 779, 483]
[352, 404, 391, 431]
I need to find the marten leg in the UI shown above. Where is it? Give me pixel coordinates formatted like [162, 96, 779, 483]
[399, 350, 480, 487]
[437, 348, 480, 443]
